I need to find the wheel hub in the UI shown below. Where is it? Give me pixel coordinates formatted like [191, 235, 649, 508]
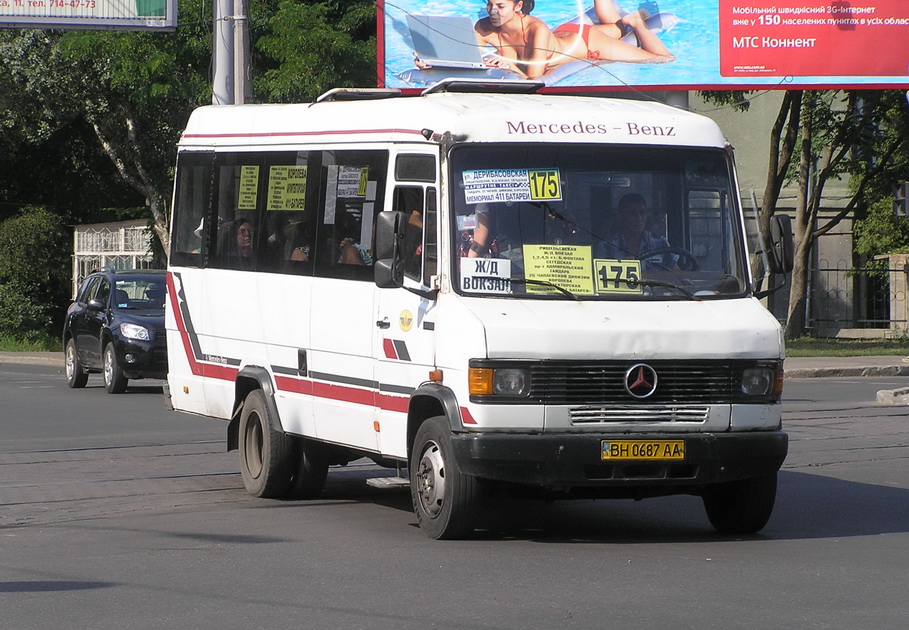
[416, 442, 446, 518]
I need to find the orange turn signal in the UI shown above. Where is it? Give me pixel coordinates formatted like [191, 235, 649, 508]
[468, 368, 494, 395]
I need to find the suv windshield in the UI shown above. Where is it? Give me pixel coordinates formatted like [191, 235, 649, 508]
[113, 277, 166, 310]
[450, 144, 748, 300]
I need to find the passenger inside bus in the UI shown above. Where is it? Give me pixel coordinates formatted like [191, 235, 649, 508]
[336, 210, 373, 266]
[264, 213, 312, 271]
[218, 218, 255, 270]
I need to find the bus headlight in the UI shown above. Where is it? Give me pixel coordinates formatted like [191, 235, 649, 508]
[741, 367, 774, 396]
[493, 368, 528, 396]
[469, 367, 529, 396]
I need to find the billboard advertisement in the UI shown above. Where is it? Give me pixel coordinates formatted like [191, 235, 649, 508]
[379, 0, 909, 91]
[0, 0, 177, 31]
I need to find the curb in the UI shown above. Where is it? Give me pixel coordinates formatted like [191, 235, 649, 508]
[785, 365, 909, 379]
[0, 353, 63, 367]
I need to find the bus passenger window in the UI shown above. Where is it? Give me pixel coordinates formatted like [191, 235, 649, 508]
[394, 187, 424, 281]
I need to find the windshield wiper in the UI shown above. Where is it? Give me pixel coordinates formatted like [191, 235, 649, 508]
[510, 277, 579, 300]
[634, 279, 699, 300]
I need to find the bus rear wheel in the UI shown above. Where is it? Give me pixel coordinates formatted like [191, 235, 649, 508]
[239, 389, 294, 498]
[286, 437, 329, 499]
[410, 416, 480, 540]
[702, 472, 778, 534]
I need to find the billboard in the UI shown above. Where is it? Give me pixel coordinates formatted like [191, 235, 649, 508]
[0, 0, 177, 31]
[379, 0, 909, 91]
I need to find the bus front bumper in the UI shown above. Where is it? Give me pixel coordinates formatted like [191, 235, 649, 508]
[448, 431, 788, 492]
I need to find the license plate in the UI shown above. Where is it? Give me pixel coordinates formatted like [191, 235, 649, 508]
[601, 440, 685, 461]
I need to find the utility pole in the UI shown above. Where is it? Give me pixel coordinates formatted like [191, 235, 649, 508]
[212, 0, 250, 105]
[233, 0, 250, 104]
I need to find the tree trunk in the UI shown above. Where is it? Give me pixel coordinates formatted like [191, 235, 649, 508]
[784, 94, 816, 339]
[92, 118, 170, 261]
[785, 239, 813, 340]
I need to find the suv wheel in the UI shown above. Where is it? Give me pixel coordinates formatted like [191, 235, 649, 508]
[103, 342, 128, 394]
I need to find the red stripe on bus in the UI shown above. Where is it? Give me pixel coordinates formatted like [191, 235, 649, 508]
[169, 272, 417, 416]
[166, 272, 202, 376]
[274, 375, 313, 395]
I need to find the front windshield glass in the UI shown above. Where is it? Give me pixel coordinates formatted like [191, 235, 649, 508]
[114, 278, 166, 310]
[450, 144, 748, 300]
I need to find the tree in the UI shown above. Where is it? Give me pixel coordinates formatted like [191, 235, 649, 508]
[0, 31, 146, 223]
[785, 91, 908, 338]
[0, 207, 72, 341]
[702, 89, 909, 339]
[254, 0, 376, 103]
[1, 1, 378, 253]
[58, 3, 214, 254]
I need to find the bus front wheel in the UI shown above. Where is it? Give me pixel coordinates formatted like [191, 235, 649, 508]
[410, 416, 481, 540]
[239, 389, 294, 498]
[702, 472, 778, 534]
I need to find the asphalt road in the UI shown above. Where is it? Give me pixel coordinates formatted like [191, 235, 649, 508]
[2, 364, 908, 629]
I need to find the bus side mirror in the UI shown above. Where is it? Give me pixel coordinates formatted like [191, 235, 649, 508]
[768, 214, 794, 274]
[375, 211, 406, 288]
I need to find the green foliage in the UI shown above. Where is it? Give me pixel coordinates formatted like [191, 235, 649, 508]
[0, 332, 60, 352]
[698, 90, 753, 113]
[786, 336, 909, 357]
[255, 0, 377, 102]
[854, 199, 909, 266]
[0, 207, 72, 339]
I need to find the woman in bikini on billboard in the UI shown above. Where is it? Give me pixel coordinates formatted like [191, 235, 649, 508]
[471, 0, 673, 80]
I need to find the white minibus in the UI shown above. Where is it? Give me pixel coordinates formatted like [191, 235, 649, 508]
[165, 80, 793, 539]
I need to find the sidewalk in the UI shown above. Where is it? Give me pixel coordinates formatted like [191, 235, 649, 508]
[4, 351, 909, 378]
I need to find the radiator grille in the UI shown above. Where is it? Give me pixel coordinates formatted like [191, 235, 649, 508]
[527, 360, 771, 405]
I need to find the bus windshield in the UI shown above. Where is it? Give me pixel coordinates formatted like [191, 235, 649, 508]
[450, 144, 748, 300]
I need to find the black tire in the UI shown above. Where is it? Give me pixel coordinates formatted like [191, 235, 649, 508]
[238, 390, 295, 498]
[702, 473, 778, 534]
[286, 437, 329, 499]
[410, 416, 481, 540]
[65, 339, 88, 389]
[103, 342, 128, 394]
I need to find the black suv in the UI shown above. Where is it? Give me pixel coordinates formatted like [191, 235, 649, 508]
[63, 268, 167, 393]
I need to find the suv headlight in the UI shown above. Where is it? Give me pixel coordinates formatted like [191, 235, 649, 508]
[120, 323, 151, 341]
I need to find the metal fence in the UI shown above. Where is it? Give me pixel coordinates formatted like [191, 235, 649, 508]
[808, 265, 905, 332]
[72, 221, 154, 298]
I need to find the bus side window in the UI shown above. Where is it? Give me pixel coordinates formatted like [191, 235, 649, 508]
[312, 151, 388, 281]
[394, 187, 424, 281]
[423, 188, 437, 286]
[170, 152, 214, 267]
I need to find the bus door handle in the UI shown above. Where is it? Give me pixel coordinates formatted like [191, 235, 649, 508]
[297, 349, 308, 376]
[376, 319, 391, 329]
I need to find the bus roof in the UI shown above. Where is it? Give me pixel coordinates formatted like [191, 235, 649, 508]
[178, 90, 729, 150]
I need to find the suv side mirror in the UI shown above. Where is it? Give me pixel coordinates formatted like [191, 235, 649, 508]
[87, 299, 105, 311]
[768, 214, 794, 274]
[374, 211, 406, 288]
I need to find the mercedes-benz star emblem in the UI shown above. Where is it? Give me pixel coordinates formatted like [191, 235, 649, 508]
[624, 363, 658, 399]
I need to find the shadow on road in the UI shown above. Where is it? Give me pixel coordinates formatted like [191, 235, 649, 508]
[284, 467, 909, 543]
